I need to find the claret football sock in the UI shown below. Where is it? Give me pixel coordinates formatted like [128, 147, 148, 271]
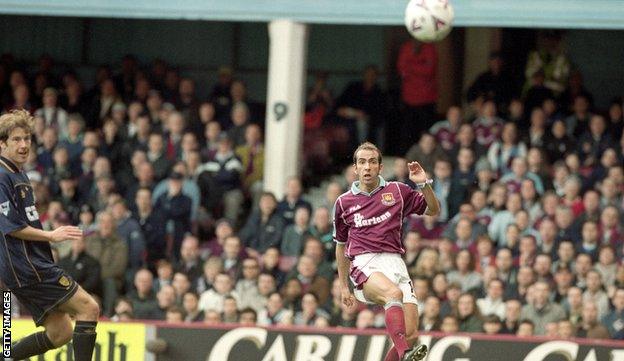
[384, 301, 410, 359]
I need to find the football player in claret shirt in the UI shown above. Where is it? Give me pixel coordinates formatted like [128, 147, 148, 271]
[334, 142, 440, 361]
[0, 110, 99, 361]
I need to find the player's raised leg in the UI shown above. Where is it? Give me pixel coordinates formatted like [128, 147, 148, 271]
[10, 311, 73, 359]
[57, 286, 100, 361]
[362, 272, 411, 360]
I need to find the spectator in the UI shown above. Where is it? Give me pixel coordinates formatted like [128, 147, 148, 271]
[473, 99, 504, 148]
[520, 281, 566, 335]
[133, 187, 167, 268]
[308, 207, 333, 256]
[287, 255, 330, 305]
[516, 319, 535, 337]
[195, 256, 223, 295]
[397, 39, 438, 153]
[501, 299, 522, 334]
[35, 87, 69, 139]
[127, 268, 157, 319]
[557, 319, 576, 339]
[281, 207, 311, 257]
[195, 133, 244, 223]
[277, 177, 312, 226]
[447, 250, 483, 293]
[153, 259, 174, 293]
[429, 105, 462, 151]
[154, 171, 192, 260]
[405, 133, 447, 177]
[145, 285, 177, 320]
[198, 273, 239, 313]
[239, 307, 258, 326]
[57, 236, 101, 296]
[419, 296, 442, 331]
[440, 315, 459, 334]
[294, 292, 330, 327]
[165, 306, 185, 323]
[239, 192, 285, 255]
[175, 235, 203, 284]
[111, 199, 146, 283]
[257, 292, 293, 326]
[577, 301, 610, 338]
[222, 296, 239, 323]
[467, 52, 514, 108]
[455, 293, 484, 332]
[602, 288, 624, 339]
[477, 279, 506, 320]
[235, 123, 264, 198]
[234, 258, 262, 311]
[488, 123, 527, 177]
[221, 236, 244, 278]
[583, 270, 610, 319]
[483, 314, 503, 335]
[85, 211, 128, 317]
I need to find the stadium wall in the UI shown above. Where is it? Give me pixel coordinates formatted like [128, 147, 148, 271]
[11, 319, 624, 361]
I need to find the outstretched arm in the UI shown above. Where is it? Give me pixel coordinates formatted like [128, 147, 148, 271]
[10, 225, 83, 243]
[408, 161, 440, 216]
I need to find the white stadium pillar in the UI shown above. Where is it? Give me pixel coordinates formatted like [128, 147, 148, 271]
[263, 19, 309, 200]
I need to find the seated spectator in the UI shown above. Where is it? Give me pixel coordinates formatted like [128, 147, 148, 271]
[477, 279, 505, 320]
[419, 296, 442, 331]
[111, 199, 146, 286]
[483, 314, 503, 335]
[488, 123, 527, 177]
[221, 236, 244, 278]
[222, 296, 239, 323]
[557, 319, 576, 339]
[501, 299, 522, 334]
[387, 157, 416, 188]
[57, 236, 101, 296]
[308, 207, 333, 257]
[171, 272, 191, 306]
[516, 319, 535, 337]
[576, 301, 610, 338]
[602, 288, 624, 339]
[355, 309, 376, 330]
[455, 293, 484, 332]
[165, 306, 185, 324]
[194, 133, 244, 223]
[234, 258, 262, 311]
[300, 237, 334, 282]
[153, 259, 174, 293]
[294, 292, 330, 327]
[195, 256, 223, 295]
[281, 207, 311, 257]
[429, 105, 462, 151]
[239, 192, 285, 256]
[127, 269, 157, 319]
[440, 315, 460, 334]
[203, 310, 222, 325]
[260, 247, 286, 288]
[257, 292, 294, 326]
[111, 298, 134, 322]
[520, 281, 566, 335]
[239, 307, 258, 326]
[473, 99, 504, 148]
[447, 250, 483, 293]
[182, 291, 204, 322]
[405, 133, 447, 175]
[144, 284, 177, 320]
[175, 235, 203, 284]
[198, 273, 239, 313]
[583, 270, 610, 319]
[276, 177, 312, 226]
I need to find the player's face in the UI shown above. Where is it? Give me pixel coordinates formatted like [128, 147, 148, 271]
[1, 127, 31, 166]
[354, 149, 382, 189]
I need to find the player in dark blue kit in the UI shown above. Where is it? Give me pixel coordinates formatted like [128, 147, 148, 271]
[0, 110, 99, 361]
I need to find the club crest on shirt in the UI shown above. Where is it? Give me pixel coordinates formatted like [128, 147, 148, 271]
[59, 276, 71, 288]
[381, 193, 396, 206]
[0, 201, 8, 216]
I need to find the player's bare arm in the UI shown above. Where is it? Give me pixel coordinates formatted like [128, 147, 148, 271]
[10, 225, 83, 243]
[408, 161, 440, 216]
[335, 243, 355, 307]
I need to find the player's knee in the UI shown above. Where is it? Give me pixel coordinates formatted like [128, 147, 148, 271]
[82, 297, 100, 320]
[47, 325, 73, 347]
[386, 287, 403, 303]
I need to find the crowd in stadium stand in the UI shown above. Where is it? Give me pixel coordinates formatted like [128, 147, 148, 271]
[0, 34, 623, 341]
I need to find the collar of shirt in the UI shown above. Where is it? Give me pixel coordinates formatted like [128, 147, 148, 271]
[351, 176, 387, 196]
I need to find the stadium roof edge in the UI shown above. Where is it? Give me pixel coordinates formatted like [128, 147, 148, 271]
[1, 0, 624, 30]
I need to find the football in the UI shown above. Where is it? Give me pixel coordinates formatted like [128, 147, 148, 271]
[404, 0, 455, 42]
